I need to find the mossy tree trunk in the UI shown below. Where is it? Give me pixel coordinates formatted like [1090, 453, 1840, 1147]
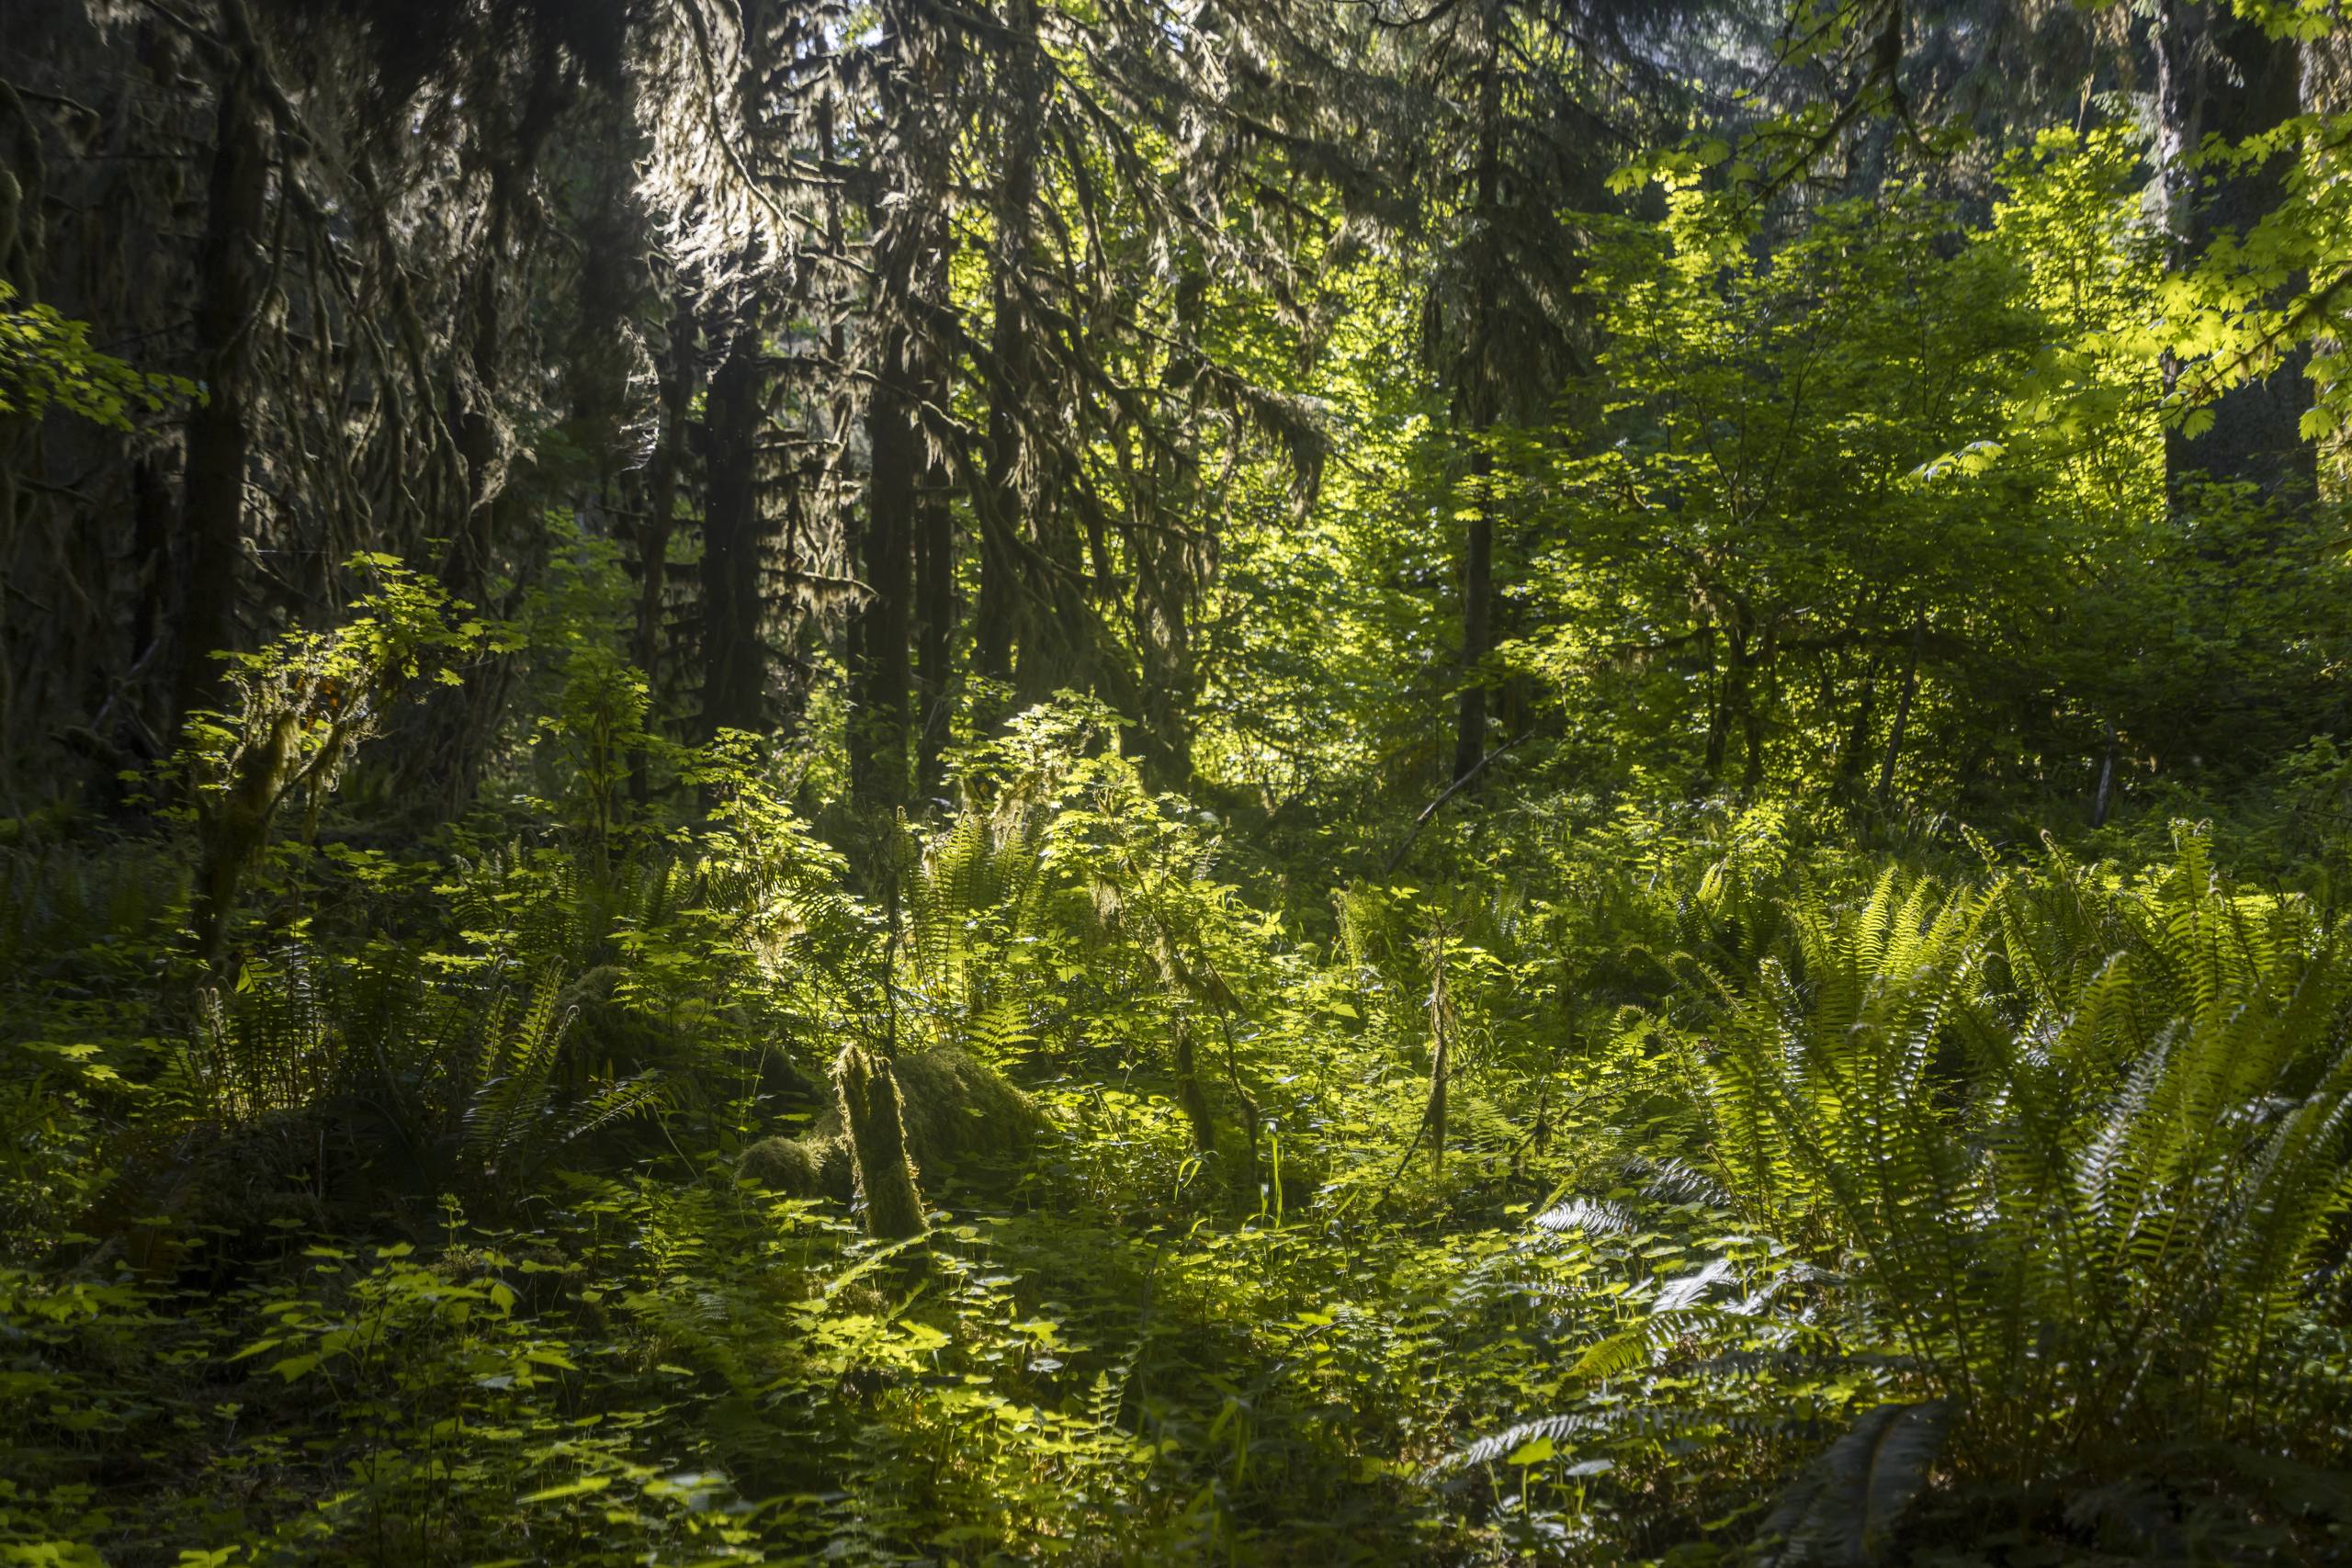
[835, 1044, 927, 1240]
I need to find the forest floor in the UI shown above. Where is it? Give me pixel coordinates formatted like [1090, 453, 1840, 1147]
[5, 732, 2352, 1565]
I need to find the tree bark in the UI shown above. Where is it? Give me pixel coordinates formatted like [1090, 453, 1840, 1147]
[851, 371, 918, 807]
[174, 62, 267, 738]
[2091, 722, 2118, 828]
[632, 299, 695, 801]
[1131, 265, 1210, 791]
[2154, 0, 2314, 506]
[699, 302, 766, 741]
[851, 6, 956, 808]
[911, 378, 955, 795]
[972, 0, 1046, 695]
[1452, 5, 1504, 785]
[1876, 614, 1925, 805]
[1453, 447, 1495, 783]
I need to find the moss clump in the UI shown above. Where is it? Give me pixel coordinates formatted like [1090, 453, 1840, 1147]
[736, 1047, 1045, 1215]
[888, 1047, 1046, 1167]
[738, 1129, 850, 1198]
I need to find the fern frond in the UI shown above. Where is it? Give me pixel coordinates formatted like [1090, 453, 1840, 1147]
[1756, 1401, 1951, 1568]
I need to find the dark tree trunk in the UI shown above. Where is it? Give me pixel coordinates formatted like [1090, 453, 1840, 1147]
[1011, 473, 1093, 710]
[1877, 615, 1925, 805]
[1741, 686, 1769, 794]
[911, 388, 954, 795]
[1453, 447, 1495, 784]
[1132, 536, 1196, 790]
[699, 305, 767, 741]
[2091, 722, 2119, 828]
[122, 455, 175, 753]
[972, 0, 1045, 694]
[1452, 8, 1504, 785]
[1837, 657, 1883, 793]
[1702, 622, 1729, 783]
[852, 7, 956, 808]
[2154, 0, 2314, 505]
[851, 373, 917, 807]
[174, 63, 267, 739]
[1130, 268, 1209, 791]
[391, 46, 566, 820]
[632, 299, 696, 802]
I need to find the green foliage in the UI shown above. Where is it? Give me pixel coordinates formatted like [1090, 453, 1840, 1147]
[12, 0, 2352, 1561]
[1686, 829, 2352, 1472]
[0, 282, 192, 428]
[13, 664, 2352, 1565]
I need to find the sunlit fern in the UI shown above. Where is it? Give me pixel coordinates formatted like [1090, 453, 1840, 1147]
[460, 962, 666, 1186]
[1697, 824, 2352, 1473]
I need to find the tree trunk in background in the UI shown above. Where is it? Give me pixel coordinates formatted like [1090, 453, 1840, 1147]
[392, 46, 565, 820]
[1453, 446, 1494, 784]
[2154, 0, 2314, 505]
[1876, 615, 1924, 805]
[699, 305, 766, 741]
[173, 62, 266, 739]
[972, 0, 1045, 695]
[1011, 477, 1092, 709]
[1452, 7, 1503, 785]
[1837, 657, 1882, 794]
[850, 371, 917, 807]
[1131, 266, 1209, 792]
[1132, 531, 1196, 790]
[632, 299, 695, 802]
[911, 368, 954, 795]
[851, 8, 955, 809]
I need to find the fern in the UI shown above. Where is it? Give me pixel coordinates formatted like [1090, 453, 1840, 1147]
[1692, 825, 2352, 1477]
[459, 962, 665, 1186]
[1755, 1401, 1951, 1567]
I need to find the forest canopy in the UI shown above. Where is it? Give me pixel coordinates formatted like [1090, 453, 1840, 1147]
[3, 0, 2352, 1562]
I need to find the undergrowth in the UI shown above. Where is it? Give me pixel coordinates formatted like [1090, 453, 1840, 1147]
[3, 685, 2348, 1564]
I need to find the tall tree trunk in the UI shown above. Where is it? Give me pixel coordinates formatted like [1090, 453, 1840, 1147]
[1011, 469, 1093, 709]
[1132, 536, 1196, 790]
[1453, 446, 1495, 783]
[174, 62, 267, 739]
[632, 299, 695, 802]
[2091, 722, 2118, 828]
[699, 302, 766, 741]
[1742, 658, 1770, 794]
[851, 8, 955, 808]
[392, 44, 565, 820]
[1452, 6, 1504, 785]
[972, 0, 1046, 694]
[851, 372, 917, 807]
[1131, 269, 1209, 790]
[911, 369, 955, 795]
[1702, 621, 1729, 784]
[2154, 0, 2314, 505]
[1837, 656, 1883, 793]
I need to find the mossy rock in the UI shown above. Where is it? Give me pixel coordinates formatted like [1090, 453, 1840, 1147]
[740, 1129, 852, 1199]
[888, 1046, 1046, 1167]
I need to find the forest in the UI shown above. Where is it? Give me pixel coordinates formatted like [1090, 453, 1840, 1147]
[2, 0, 2350, 1561]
